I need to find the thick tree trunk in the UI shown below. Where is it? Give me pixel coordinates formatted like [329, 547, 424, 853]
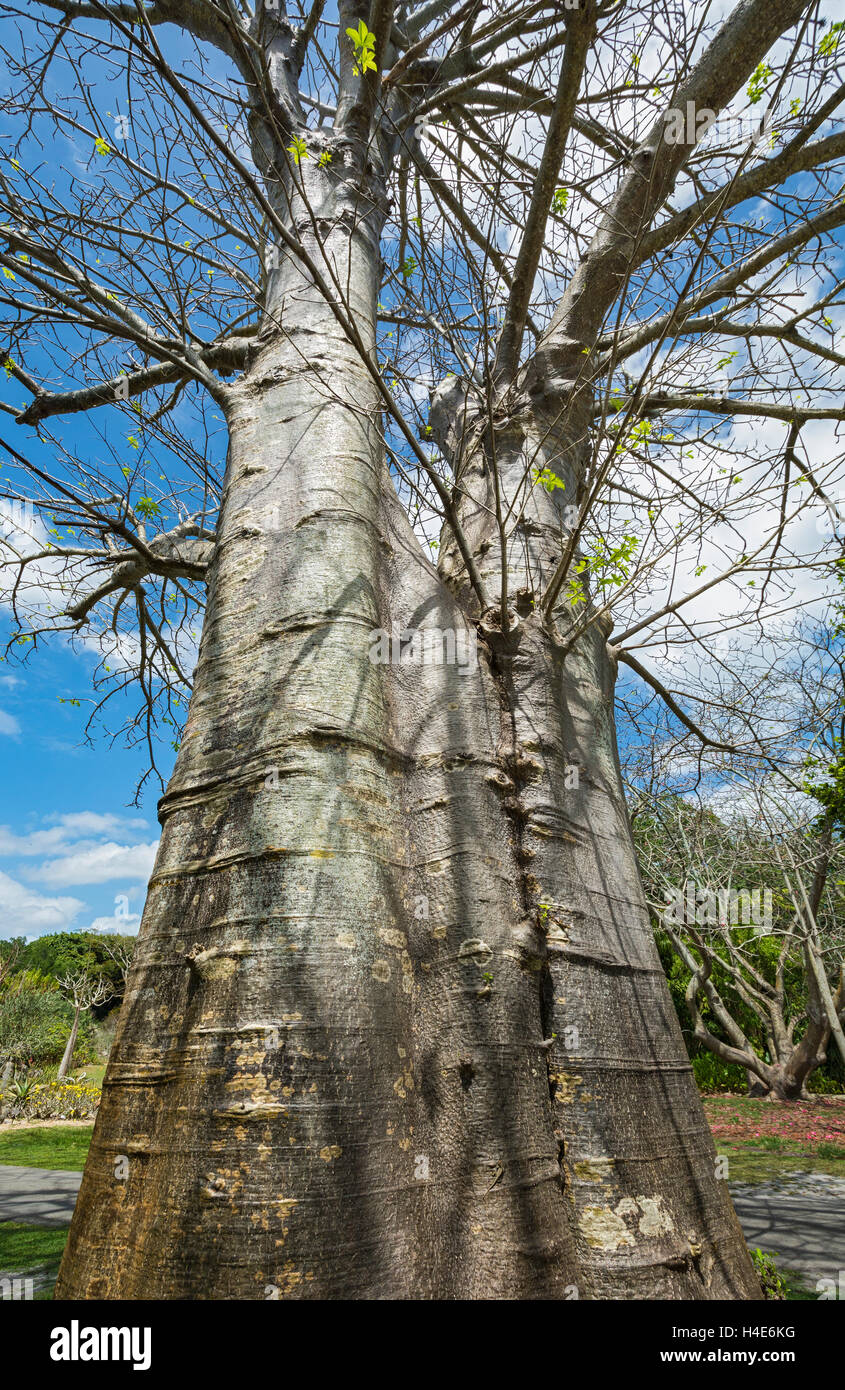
[56, 159, 759, 1301]
[746, 1070, 770, 1098]
[57, 1006, 81, 1081]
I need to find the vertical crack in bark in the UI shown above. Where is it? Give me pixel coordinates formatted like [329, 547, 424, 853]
[480, 611, 576, 1244]
[426, 375, 761, 1298]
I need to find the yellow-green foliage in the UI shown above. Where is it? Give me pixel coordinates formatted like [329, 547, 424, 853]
[15, 1078, 101, 1121]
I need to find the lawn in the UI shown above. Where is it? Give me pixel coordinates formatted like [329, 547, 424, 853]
[72, 1063, 106, 1090]
[0, 1221, 68, 1300]
[37, 1063, 107, 1089]
[0, 1124, 94, 1171]
[0, 1103, 832, 1301]
[704, 1094, 845, 1184]
[783, 1270, 818, 1300]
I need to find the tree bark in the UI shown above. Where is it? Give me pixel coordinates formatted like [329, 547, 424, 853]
[746, 1071, 769, 1098]
[56, 154, 759, 1302]
[57, 1006, 81, 1082]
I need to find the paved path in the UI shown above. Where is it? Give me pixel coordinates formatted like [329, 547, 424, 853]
[0, 1162, 841, 1290]
[0, 1165, 81, 1227]
[730, 1172, 845, 1289]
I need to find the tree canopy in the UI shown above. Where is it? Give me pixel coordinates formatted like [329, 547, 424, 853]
[0, 0, 844, 795]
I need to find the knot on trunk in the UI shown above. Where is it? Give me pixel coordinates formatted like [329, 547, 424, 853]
[520, 338, 591, 407]
[478, 607, 523, 660]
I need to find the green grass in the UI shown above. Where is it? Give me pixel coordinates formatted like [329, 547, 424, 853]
[0, 1221, 68, 1299]
[37, 1062, 106, 1089]
[719, 1147, 845, 1184]
[783, 1267, 818, 1301]
[0, 1124, 93, 1171]
[704, 1094, 845, 1185]
[72, 1062, 105, 1089]
[817, 1140, 845, 1160]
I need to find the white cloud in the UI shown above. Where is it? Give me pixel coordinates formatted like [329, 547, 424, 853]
[0, 813, 150, 857]
[30, 840, 159, 887]
[0, 869, 84, 935]
[0, 825, 70, 856]
[0, 710, 20, 736]
[88, 912, 141, 935]
[49, 812, 149, 837]
[0, 810, 154, 937]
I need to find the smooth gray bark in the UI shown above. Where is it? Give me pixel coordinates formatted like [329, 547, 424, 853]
[57, 158, 756, 1299]
[53, 0, 807, 1299]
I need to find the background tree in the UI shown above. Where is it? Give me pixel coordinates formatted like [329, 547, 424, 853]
[0, 966, 99, 1070]
[634, 788, 845, 1100]
[630, 574, 845, 1100]
[0, 933, 135, 1076]
[0, 939, 20, 992]
[55, 963, 114, 1078]
[1, 0, 843, 1299]
[14, 930, 136, 1002]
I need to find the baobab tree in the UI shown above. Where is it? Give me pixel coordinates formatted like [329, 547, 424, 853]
[1, 0, 844, 1299]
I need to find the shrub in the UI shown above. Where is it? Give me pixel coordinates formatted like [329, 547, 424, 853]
[2, 1076, 101, 1122]
[692, 1053, 747, 1092]
[750, 1248, 787, 1300]
[0, 988, 96, 1067]
[3, 1068, 42, 1104]
[807, 1069, 841, 1095]
[1, 967, 56, 995]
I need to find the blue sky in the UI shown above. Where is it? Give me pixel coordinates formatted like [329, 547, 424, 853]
[0, 633, 169, 939]
[0, 9, 226, 939]
[1, 3, 842, 938]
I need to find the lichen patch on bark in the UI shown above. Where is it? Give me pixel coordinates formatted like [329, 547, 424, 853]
[579, 1204, 636, 1250]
